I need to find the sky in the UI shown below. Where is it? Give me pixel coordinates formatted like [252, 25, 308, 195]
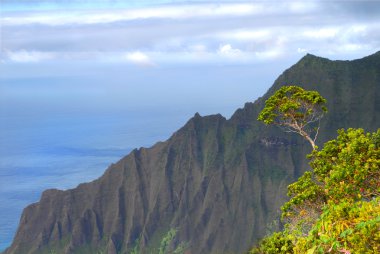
[1, 0, 380, 67]
[2, 0, 380, 119]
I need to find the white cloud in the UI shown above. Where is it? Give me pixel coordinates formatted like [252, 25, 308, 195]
[254, 49, 283, 60]
[188, 44, 207, 53]
[288, 2, 319, 13]
[340, 43, 365, 52]
[350, 25, 367, 34]
[2, 4, 264, 26]
[218, 44, 242, 58]
[303, 28, 338, 39]
[217, 29, 272, 41]
[5, 50, 55, 62]
[125, 51, 155, 67]
[297, 48, 307, 53]
[2, 1, 379, 65]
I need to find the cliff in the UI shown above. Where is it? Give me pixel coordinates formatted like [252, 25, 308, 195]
[4, 52, 380, 254]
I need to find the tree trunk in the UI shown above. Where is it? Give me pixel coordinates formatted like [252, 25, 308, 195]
[299, 130, 316, 150]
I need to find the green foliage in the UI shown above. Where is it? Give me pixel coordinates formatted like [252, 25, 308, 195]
[173, 242, 189, 254]
[282, 171, 324, 218]
[129, 237, 141, 254]
[310, 128, 380, 203]
[158, 228, 177, 254]
[123, 227, 188, 254]
[248, 231, 294, 254]
[258, 85, 327, 149]
[250, 128, 380, 254]
[258, 86, 327, 125]
[298, 198, 380, 253]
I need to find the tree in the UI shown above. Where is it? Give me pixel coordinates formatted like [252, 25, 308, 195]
[258, 86, 327, 150]
[249, 128, 380, 254]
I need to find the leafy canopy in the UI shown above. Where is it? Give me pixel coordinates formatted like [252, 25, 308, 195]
[250, 128, 380, 254]
[258, 86, 327, 149]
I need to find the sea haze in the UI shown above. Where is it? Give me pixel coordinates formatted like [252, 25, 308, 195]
[0, 62, 289, 251]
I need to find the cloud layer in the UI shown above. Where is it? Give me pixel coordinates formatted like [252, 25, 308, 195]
[1, 1, 380, 65]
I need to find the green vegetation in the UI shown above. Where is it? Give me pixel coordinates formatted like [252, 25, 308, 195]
[157, 228, 188, 254]
[129, 228, 188, 254]
[253, 86, 379, 253]
[250, 127, 380, 253]
[158, 228, 177, 254]
[258, 85, 327, 150]
[129, 237, 141, 254]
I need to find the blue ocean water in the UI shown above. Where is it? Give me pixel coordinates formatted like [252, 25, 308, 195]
[0, 62, 290, 251]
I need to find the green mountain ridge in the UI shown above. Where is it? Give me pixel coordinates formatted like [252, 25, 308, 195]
[4, 52, 380, 254]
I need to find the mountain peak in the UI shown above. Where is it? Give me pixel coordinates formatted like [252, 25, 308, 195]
[299, 51, 380, 64]
[298, 53, 331, 63]
[304, 53, 319, 58]
[194, 112, 201, 118]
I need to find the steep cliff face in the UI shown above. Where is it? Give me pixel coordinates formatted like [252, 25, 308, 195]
[4, 52, 380, 254]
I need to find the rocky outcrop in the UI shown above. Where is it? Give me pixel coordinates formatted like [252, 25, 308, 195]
[4, 52, 380, 254]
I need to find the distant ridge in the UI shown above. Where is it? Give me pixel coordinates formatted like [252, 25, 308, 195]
[4, 52, 380, 254]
